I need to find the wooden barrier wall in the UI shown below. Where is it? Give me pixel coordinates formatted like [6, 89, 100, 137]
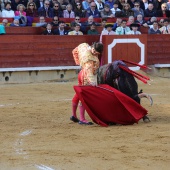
[102, 35, 148, 66]
[147, 35, 170, 65]
[0, 35, 99, 68]
[0, 35, 170, 68]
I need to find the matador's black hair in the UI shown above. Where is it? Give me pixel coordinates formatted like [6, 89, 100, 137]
[92, 42, 104, 54]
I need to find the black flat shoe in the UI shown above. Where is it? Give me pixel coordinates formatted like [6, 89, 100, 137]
[70, 116, 79, 123]
[143, 115, 151, 123]
[78, 121, 93, 125]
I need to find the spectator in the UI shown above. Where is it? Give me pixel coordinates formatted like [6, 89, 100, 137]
[95, 0, 105, 12]
[167, 0, 170, 10]
[2, 2, 15, 18]
[0, 23, 6, 35]
[154, 0, 167, 11]
[158, 18, 165, 27]
[142, 0, 150, 10]
[58, 0, 68, 11]
[112, 18, 122, 31]
[82, 0, 92, 10]
[11, 0, 22, 11]
[148, 21, 161, 34]
[0, 0, 11, 11]
[128, 0, 145, 9]
[147, 16, 157, 28]
[105, 0, 114, 9]
[128, 0, 136, 9]
[87, 22, 99, 35]
[71, 0, 80, 11]
[15, 4, 26, 16]
[35, 0, 44, 9]
[128, 0, 145, 10]
[135, 14, 148, 27]
[10, 18, 25, 26]
[100, 24, 116, 42]
[49, 0, 58, 8]
[126, 15, 135, 26]
[82, 15, 100, 27]
[127, 23, 141, 34]
[54, 21, 68, 35]
[63, 4, 75, 18]
[26, 2, 38, 17]
[1, 19, 9, 27]
[121, 3, 134, 18]
[68, 23, 83, 35]
[42, 23, 55, 35]
[70, 16, 86, 33]
[26, 0, 38, 7]
[52, 2, 63, 17]
[71, 16, 82, 26]
[157, 3, 170, 17]
[35, 16, 47, 27]
[100, 4, 114, 18]
[15, 4, 27, 26]
[159, 18, 170, 34]
[100, 18, 107, 31]
[74, 2, 86, 18]
[36, 0, 44, 9]
[51, 16, 59, 26]
[116, 19, 131, 35]
[144, 3, 157, 17]
[38, 0, 54, 18]
[131, 1, 144, 18]
[111, 2, 121, 17]
[86, 2, 100, 18]
[19, 0, 27, 7]
[118, 0, 126, 10]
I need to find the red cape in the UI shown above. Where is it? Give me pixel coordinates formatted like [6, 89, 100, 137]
[74, 84, 148, 127]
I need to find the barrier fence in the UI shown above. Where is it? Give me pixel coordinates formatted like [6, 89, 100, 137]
[0, 35, 170, 68]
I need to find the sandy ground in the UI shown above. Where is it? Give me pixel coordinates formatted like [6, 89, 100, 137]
[0, 74, 170, 170]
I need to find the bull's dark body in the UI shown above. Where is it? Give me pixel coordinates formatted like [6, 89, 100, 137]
[98, 60, 140, 104]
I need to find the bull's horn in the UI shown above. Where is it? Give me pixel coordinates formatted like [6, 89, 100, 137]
[138, 93, 153, 106]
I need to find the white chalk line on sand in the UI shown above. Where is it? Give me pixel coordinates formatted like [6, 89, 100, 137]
[13, 130, 58, 170]
[13, 130, 32, 159]
[0, 103, 20, 107]
[20, 130, 32, 136]
[35, 164, 56, 170]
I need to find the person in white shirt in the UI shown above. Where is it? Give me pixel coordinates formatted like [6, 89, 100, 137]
[116, 19, 131, 35]
[2, 2, 15, 18]
[68, 23, 83, 35]
[159, 19, 170, 34]
[127, 23, 141, 35]
[111, 2, 121, 17]
[100, 24, 115, 42]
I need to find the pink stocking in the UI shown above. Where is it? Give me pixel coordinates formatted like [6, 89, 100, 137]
[72, 94, 79, 118]
[79, 103, 88, 123]
[72, 102, 78, 118]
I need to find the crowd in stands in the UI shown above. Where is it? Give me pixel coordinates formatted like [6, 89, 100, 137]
[0, 0, 170, 36]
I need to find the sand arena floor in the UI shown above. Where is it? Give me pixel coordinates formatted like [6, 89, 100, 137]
[0, 75, 170, 170]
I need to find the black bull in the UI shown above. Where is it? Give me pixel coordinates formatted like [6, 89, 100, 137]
[97, 60, 151, 122]
[97, 60, 140, 104]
